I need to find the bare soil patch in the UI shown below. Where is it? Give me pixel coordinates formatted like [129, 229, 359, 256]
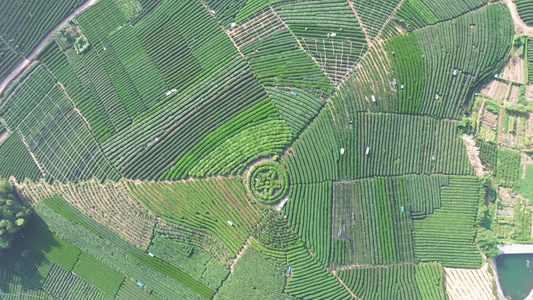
[0, 130, 9, 144]
[501, 55, 526, 84]
[527, 84, 533, 101]
[462, 135, 485, 177]
[480, 80, 511, 103]
[498, 186, 515, 204]
[444, 264, 495, 300]
[508, 83, 521, 103]
[481, 108, 498, 129]
[522, 153, 533, 179]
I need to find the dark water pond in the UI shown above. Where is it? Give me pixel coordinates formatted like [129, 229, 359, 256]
[496, 254, 533, 300]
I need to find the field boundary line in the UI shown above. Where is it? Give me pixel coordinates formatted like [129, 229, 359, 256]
[373, 0, 405, 42]
[269, 6, 337, 87]
[17, 132, 47, 178]
[346, 0, 372, 47]
[229, 237, 251, 272]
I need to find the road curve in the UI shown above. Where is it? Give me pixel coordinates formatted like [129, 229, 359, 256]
[0, 0, 99, 94]
[503, 0, 533, 36]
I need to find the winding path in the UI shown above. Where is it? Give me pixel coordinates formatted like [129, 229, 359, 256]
[503, 0, 533, 36]
[0, 0, 99, 94]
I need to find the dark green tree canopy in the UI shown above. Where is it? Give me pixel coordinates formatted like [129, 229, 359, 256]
[0, 181, 30, 249]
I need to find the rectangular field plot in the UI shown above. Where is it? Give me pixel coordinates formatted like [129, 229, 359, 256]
[73, 252, 125, 296]
[412, 176, 482, 268]
[331, 174, 480, 268]
[332, 177, 418, 266]
[42, 264, 108, 299]
[337, 262, 447, 300]
[340, 113, 473, 179]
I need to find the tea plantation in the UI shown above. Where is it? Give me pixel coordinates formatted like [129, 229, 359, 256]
[0, 0, 520, 299]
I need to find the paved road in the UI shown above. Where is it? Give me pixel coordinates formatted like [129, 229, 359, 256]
[0, 0, 98, 94]
[497, 244, 533, 254]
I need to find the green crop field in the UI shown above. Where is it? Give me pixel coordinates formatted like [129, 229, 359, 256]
[0, 0, 521, 299]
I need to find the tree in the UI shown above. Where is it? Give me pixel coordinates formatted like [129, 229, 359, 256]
[476, 228, 500, 260]
[457, 117, 473, 135]
[0, 181, 30, 249]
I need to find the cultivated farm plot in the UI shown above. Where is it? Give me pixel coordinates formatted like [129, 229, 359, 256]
[0, 66, 120, 182]
[228, 8, 286, 50]
[480, 79, 511, 103]
[331, 175, 449, 267]
[76, 0, 128, 44]
[0, 132, 42, 181]
[273, 0, 368, 86]
[341, 113, 474, 179]
[330, 41, 396, 122]
[500, 55, 526, 84]
[214, 245, 287, 300]
[388, 4, 513, 119]
[444, 264, 495, 300]
[0, 0, 521, 299]
[412, 176, 482, 268]
[125, 177, 263, 257]
[20, 179, 155, 248]
[337, 262, 447, 300]
[517, 0, 533, 26]
[0, 258, 55, 300]
[0, 0, 85, 78]
[42, 264, 108, 299]
[351, 0, 401, 41]
[481, 108, 499, 130]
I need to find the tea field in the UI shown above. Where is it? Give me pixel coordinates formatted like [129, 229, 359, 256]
[0, 0, 519, 299]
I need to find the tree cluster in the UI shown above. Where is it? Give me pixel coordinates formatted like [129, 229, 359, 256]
[0, 181, 30, 249]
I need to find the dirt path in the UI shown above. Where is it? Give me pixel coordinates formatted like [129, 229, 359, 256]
[347, 0, 373, 47]
[331, 270, 357, 298]
[229, 237, 251, 272]
[0, 0, 99, 94]
[462, 135, 485, 177]
[503, 0, 533, 35]
[374, 0, 404, 42]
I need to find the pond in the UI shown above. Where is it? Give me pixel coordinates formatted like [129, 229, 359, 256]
[496, 254, 533, 299]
